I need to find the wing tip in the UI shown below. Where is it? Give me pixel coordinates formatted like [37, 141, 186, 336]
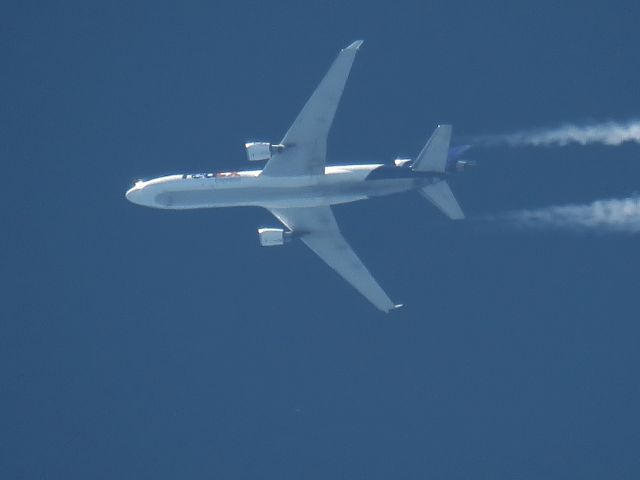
[384, 303, 404, 313]
[344, 40, 364, 51]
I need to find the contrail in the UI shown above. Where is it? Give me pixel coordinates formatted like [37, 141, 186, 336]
[471, 120, 640, 147]
[489, 196, 640, 233]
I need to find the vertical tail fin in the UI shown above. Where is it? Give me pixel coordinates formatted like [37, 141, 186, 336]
[413, 124, 465, 219]
[419, 181, 465, 219]
[412, 124, 452, 173]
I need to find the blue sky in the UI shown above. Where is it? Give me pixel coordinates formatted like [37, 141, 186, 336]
[2, 1, 640, 478]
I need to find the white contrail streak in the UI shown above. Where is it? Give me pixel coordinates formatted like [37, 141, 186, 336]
[473, 120, 640, 147]
[495, 196, 640, 233]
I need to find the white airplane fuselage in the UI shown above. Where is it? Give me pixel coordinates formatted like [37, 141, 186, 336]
[126, 163, 441, 210]
[125, 40, 471, 312]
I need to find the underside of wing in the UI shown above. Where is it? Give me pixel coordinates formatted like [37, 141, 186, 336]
[260, 41, 363, 178]
[269, 206, 400, 313]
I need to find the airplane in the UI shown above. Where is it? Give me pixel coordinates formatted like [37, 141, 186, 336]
[125, 40, 474, 313]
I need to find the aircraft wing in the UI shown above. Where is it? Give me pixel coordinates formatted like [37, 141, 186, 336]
[260, 40, 364, 177]
[268, 206, 400, 312]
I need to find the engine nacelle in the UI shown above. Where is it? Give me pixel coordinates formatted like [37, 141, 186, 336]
[245, 142, 285, 162]
[258, 228, 292, 247]
[394, 158, 412, 167]
[245, 142, 271, 161]
[453, 159, 477, 172]
[445, 145, 475, 173]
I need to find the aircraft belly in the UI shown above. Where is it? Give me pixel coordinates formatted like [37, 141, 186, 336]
[362, 178, 418, 197]
[152, 177, 416, 209]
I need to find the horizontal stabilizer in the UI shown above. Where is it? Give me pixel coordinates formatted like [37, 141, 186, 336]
[412, 124, 452, 173]
[419, 180, 465, 220]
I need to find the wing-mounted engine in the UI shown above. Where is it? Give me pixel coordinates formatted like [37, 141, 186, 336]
[245, 142, 285, 162]
[257, 228, 293, 247]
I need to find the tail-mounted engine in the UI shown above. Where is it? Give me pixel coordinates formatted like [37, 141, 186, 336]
[449, 159, 477, 172]
[245, 142, 285, 162]
[445, 145, 476, 173]
[394, 158, 412, 167]
[258, 228, 293, 247]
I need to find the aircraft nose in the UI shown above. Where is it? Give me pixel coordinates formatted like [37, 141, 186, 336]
[125, 181, 147, 205]
[125, 186, 137, 202]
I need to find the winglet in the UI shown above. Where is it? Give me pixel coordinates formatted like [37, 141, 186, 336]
[344, 40, 364, 51]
